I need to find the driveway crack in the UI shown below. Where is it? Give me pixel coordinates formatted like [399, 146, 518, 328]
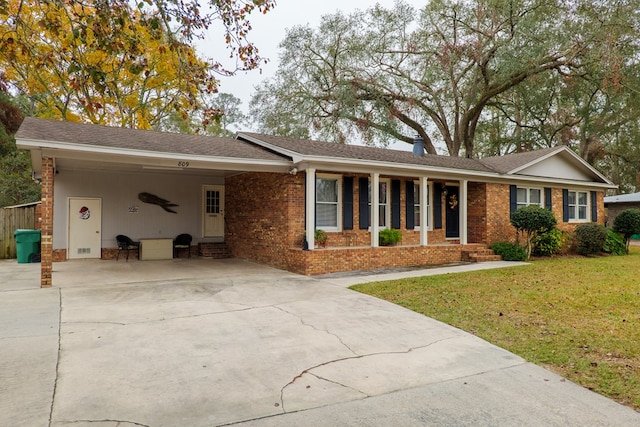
[278, 335, 459, 412]
[273, 306, 357, 355]
[48, 289, 62, 427]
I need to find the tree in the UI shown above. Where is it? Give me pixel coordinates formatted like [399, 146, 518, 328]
[613, 209, 640, 253]
[510, 205, 557, 259]
[0, 0, 274, 128]
[0, 90, 40, 207]
[250, 0, 637, 158]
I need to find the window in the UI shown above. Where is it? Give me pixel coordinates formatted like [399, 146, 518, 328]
[413, 182, 431, 229]
[517, 187, 542, 208]
[316, 175, 341, 230]
[369, 179, 390, 228]
[568, 190, 588, 221]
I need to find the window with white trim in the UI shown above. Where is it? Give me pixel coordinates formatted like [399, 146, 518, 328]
[568, 190, 589, 221]
[517, 187, 542, 208]
[368, 179, 390, 228]
[414, 181, 431, 229]
[315, 175, 341, 230]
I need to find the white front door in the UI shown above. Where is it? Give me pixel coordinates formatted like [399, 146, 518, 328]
[203, 185, 225, 238]
[68, 198, 102, 259]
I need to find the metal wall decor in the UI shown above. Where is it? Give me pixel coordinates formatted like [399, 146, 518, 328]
[138, 192, 178, 213]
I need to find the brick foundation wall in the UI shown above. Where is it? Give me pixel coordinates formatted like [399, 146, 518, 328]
[287, 244, 488, 276]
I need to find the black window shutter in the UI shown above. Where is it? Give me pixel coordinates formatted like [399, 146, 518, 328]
[509, 185, 517, 214]
[591, 191, 598, 222]
[359, 177, 369, 229]
[343, 177, 354, 230]
[391, 180, 401, 229]
[545, 187, 552, 210]
[406, 181, 415, 229]
[562, 189, 569, 222]
[433, 183, 442, 229]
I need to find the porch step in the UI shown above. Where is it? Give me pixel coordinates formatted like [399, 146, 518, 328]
[461, 248, 502, 263]
[198, 242, 233, 259]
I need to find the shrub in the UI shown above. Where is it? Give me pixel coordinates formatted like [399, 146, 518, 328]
[489, 242, 527, 261]
[379, 228, 402, 246]
[531, 228, 565, 257]
[603, 228, 626, 256]
[575, 223, 607, 256]
[510, 206, 557, 259]
[314, 229, 328, 247]
[612, 208, 640, 253]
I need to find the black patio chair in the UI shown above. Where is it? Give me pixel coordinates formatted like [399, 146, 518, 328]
[173, 233, 192, 258]
[116, 235, 140, 261]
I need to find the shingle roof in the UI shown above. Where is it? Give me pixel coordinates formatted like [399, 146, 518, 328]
[16, 117, 288, 162]
[238, 132, 494, 173]
[479, 146, 564, 173]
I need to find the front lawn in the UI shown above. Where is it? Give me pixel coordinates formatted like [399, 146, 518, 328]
[351, 248, 640, 410]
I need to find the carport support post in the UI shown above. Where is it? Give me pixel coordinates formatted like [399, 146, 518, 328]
[460, 179, 468, 245]
[420, 176, 429, 246]
[371, 173, 380, 248]
[305, 168, 315, 250]
[40, 157, 54, 288]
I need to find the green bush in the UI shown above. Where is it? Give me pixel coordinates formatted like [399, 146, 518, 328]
[575, 223, 607, 256]
[379, 228, 402, 246]
[489, 242, 527, 261]
[603, 228, 626, 256]
[531, 228, 565, 257]
[510, 206, 557, 259]
[612, 208, 640, 253]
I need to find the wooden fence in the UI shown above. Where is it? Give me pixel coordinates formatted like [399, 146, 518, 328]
[0, 204, 39, 259]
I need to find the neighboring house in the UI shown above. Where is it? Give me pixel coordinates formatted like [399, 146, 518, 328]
[16, 118, 615, 287]
[604, 192, 640, 226]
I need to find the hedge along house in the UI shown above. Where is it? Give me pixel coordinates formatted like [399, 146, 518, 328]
[16, 117, 615, 288]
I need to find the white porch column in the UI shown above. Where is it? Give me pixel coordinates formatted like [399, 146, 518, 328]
[306, 168, 316, 250]
[460, 179, 468, 245]
[420, 176, 429, 246]
[371, 173, 380, 248]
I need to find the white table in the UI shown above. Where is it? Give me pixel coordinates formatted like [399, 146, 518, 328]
[139, 238, 173, 260]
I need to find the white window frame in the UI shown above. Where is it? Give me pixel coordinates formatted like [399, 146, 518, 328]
[516, 186, 543, 209]
[369, 178, 391, 229]
[568, 190, 589, 222]
[315, 174, 342, 231]
[413, 181, 432, 230]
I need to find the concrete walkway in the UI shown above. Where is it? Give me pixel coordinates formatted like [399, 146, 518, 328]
[1, 259, 639, 426]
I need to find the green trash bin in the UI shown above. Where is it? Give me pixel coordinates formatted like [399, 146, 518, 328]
[14, 229, 41, 264]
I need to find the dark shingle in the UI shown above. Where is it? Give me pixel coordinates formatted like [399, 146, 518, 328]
[479, 146, 564, 174]
[16, 117, 288, 161]
[239, 132, 494, 172]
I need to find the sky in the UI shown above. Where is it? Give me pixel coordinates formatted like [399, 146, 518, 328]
[198, 0, 425, 145]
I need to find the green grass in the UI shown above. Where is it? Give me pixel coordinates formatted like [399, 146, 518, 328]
[351, 248, 640, 410]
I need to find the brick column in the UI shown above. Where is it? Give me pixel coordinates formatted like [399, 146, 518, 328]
[40, 157, 54, 288]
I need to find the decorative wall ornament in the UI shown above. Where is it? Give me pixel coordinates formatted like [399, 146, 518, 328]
[79, 206, 90, 220]
[138, 192, 178, 214]
[449, 194, 458, 210]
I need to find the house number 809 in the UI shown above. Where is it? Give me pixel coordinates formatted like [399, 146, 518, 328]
[178, 161, 190, 167]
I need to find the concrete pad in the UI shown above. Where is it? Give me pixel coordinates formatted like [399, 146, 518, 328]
[0, 287, 60, 427]
[1, 258, 639, 426]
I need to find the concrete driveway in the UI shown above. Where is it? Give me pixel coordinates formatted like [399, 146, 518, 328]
[1, 258, 639, 427]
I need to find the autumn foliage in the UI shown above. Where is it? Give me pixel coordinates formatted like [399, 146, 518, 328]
[0, 0, 274, 128]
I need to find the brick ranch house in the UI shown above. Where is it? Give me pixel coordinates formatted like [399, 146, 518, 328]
[16, 117, 615, 288]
